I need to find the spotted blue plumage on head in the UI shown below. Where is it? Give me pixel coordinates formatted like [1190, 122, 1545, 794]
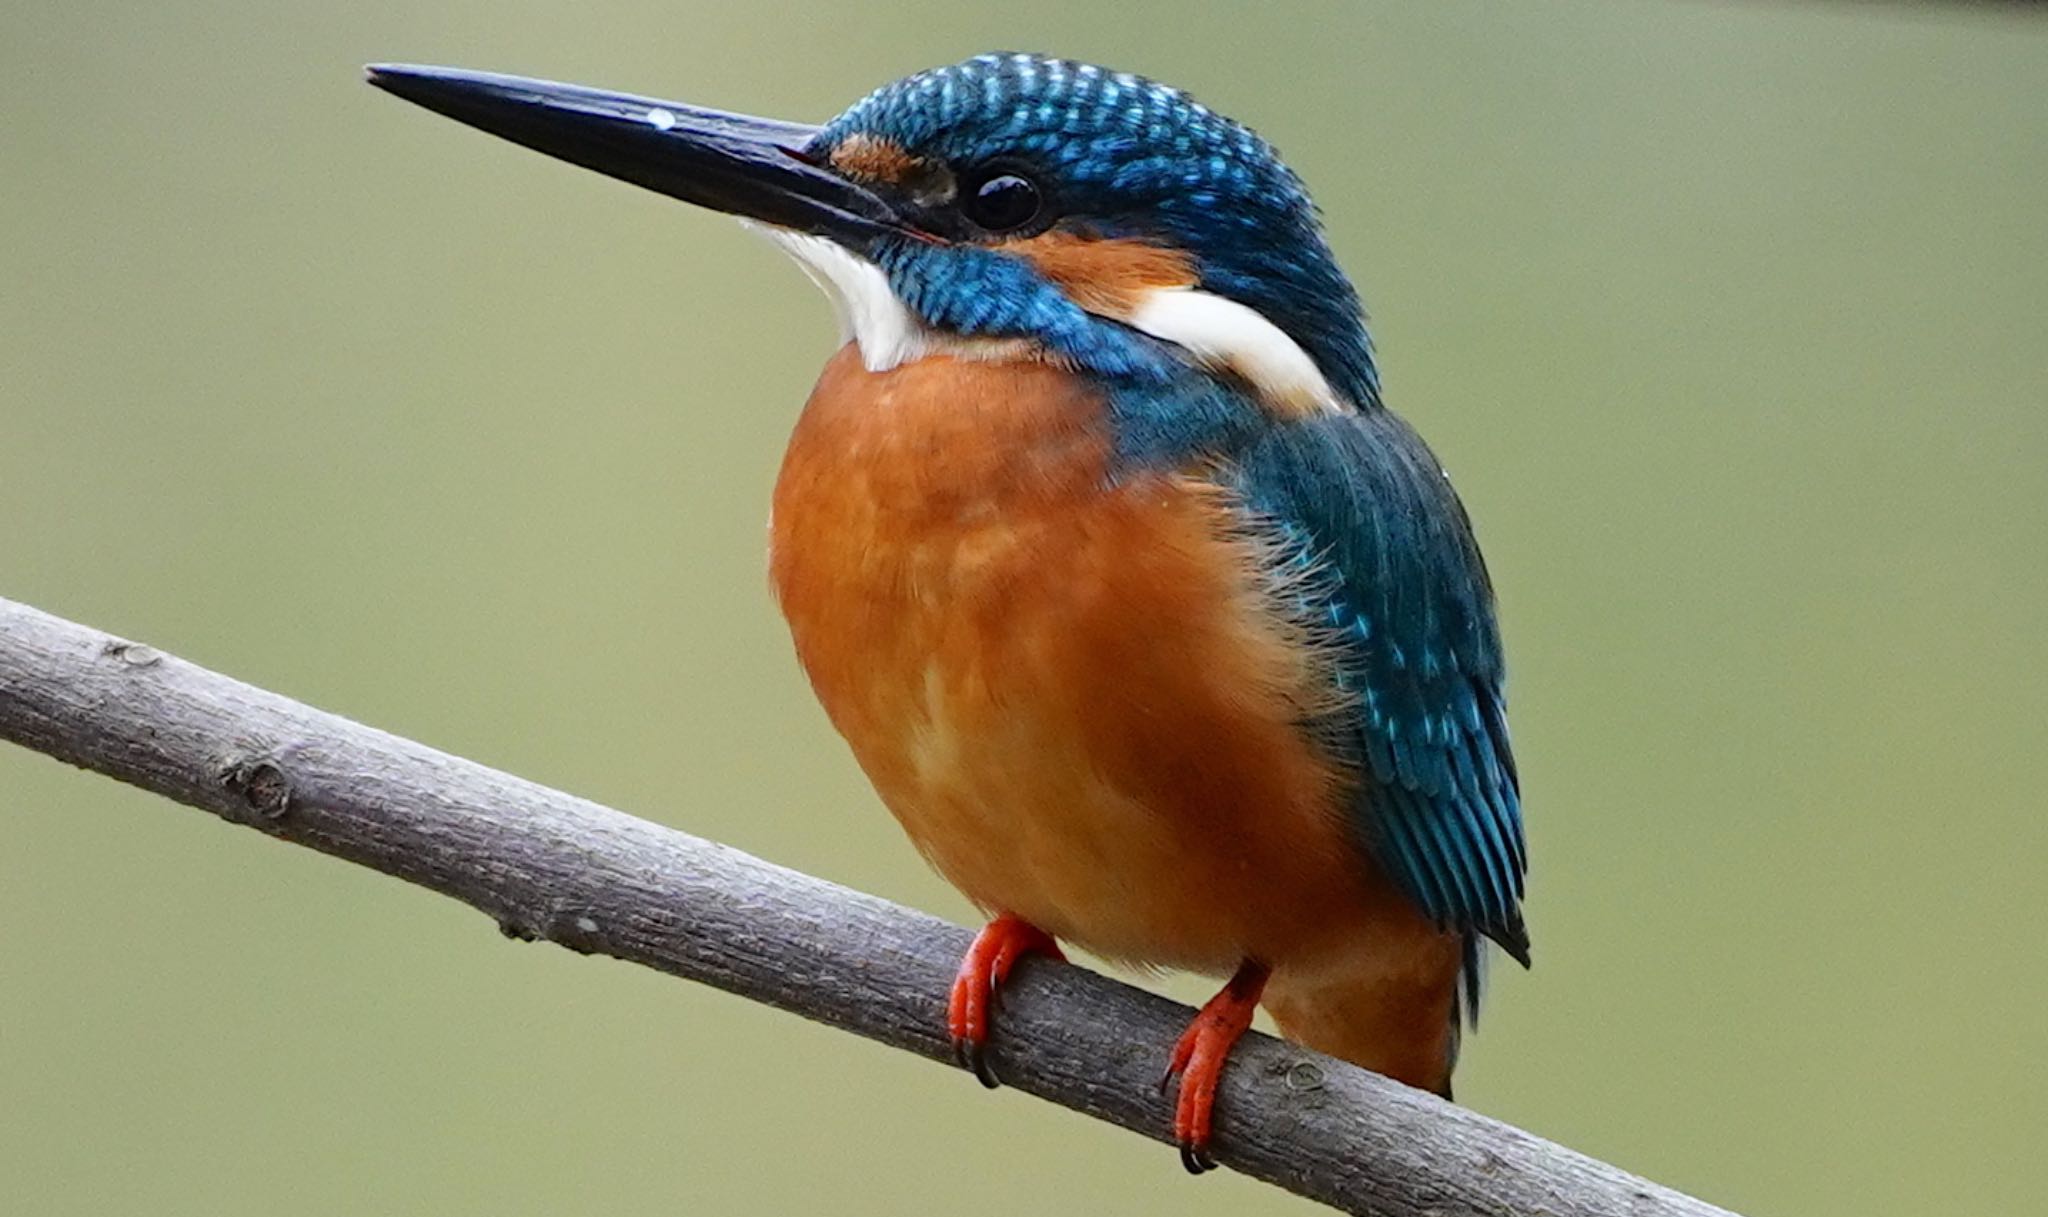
[813, 52, 1381, 408]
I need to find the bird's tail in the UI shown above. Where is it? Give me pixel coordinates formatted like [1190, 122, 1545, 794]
[1261, 938, 1463, 1098]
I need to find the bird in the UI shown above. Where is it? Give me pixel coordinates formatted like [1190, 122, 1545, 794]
[367, 52, 1529, 1173]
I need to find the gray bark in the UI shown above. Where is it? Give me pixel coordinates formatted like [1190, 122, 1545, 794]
[0, 594, 1736, 1216]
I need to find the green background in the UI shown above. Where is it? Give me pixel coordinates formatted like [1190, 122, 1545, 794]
[4, 3, 2043, 1214]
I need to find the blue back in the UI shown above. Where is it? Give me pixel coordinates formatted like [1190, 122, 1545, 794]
[1234, 414, 1529, 976]
[1110, 367, 1532, 1008]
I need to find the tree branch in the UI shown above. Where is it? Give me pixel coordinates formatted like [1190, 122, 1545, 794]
[0, 594, 1734, 1216]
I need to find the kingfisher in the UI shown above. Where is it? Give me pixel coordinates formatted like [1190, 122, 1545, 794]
[368, 52, 1529, 1172]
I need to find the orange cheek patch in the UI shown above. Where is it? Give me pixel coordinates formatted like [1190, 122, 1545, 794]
[1002, 232, 1198, 317]
[830, 133, 924, 182]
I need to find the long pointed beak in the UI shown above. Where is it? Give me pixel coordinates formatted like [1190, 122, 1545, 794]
[366, 64, 902, 246]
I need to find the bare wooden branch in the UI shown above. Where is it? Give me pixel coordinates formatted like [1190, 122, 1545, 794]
[0, 594, 1735, 1216]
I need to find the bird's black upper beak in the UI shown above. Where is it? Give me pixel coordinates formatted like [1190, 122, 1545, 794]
[366, 64, 903, 247]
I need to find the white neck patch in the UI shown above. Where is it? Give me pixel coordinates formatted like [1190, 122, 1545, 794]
[753, 223, 1342, 415]
[1122, 286, 1341, 415]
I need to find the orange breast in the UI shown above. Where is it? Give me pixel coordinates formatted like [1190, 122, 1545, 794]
[768, 346, 1424, 976]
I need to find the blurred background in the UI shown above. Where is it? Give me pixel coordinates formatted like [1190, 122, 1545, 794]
[4, 2, 2044, 1214]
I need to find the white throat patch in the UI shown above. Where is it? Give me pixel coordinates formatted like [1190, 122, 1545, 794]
[753, 223, 1342, 414]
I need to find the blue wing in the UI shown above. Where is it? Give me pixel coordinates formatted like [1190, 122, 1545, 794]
[1233, 409, 1530, 979]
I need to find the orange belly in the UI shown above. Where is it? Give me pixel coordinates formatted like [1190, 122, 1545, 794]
[768, 347, 1437, 976]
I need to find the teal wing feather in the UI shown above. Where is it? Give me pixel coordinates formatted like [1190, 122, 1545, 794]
[1233, 408, 1530, 1008]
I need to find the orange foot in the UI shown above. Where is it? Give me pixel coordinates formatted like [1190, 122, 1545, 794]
[1161, 960, 1270, 1174]
[947, 914, 1063, 1089]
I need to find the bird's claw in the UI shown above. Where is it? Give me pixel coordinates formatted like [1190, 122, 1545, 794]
[1160, 960, 1269, 1177]
[1162, 1054, 1218, 1172]
[946, 915, 1062, 1090]
[952, 1028, 1002, 1089]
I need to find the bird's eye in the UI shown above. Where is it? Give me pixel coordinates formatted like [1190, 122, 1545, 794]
[961, 171, 1043, 232]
